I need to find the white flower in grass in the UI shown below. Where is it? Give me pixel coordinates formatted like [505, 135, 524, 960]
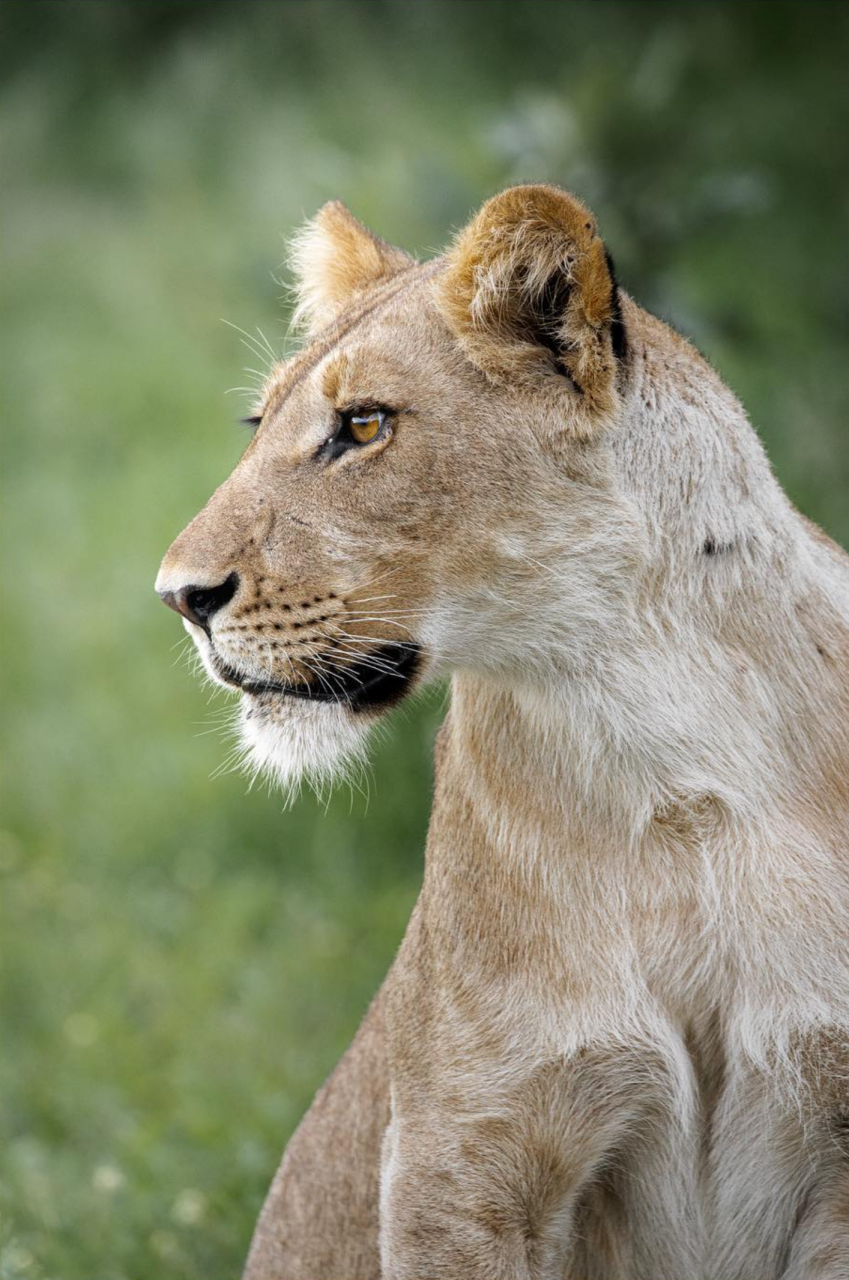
[92, 1164, 125, 1193]
[172, 1188, 207, 1225]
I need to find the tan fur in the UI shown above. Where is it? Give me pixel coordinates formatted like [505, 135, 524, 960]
[157, 186, 849, 1279]
[289, 200, 414, 334]
[437, 185, 621, 437]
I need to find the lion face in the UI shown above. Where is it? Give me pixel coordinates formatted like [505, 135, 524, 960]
[156, 187, 632, 791]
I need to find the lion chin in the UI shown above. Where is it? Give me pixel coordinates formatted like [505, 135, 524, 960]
[238, 695, 373, 800]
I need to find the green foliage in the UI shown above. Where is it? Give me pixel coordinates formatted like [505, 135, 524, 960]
[1, 2, 846, 1276]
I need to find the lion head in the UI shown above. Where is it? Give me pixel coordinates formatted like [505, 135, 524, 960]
[156, 185, 637, 793]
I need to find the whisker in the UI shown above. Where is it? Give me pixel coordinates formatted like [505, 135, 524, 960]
[295, 652, 348, 701]
[320, 648, 398, 679]
[220, 319, 277, 370]
[334, 612, 421, 624]
[323, 644, 403, 678]
[253, 325, 279, 362]
[346, 592, 403, 605]
[336, 620, 417, 637]
[330, 626, 416, 647]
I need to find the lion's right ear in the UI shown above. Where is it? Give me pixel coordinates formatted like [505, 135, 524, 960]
[289, 201, 414, 333]
[437, 185, 626, 438]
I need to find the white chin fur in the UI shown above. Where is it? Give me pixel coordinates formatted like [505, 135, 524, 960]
[238, 695, 372, 801]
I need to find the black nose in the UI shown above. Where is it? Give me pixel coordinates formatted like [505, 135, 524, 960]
[159, 572, 239, 628]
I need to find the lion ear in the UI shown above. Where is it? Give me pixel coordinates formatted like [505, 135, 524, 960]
[289, 201, 414, 333]
[437, 185, 626, 437]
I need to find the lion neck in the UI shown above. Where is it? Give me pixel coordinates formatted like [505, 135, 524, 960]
[433, 299, 849, 870]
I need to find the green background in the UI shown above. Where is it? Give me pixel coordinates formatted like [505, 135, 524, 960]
[2, 2, 847, 1276]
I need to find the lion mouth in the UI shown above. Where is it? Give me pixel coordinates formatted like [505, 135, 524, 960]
[210, 641, 421, 713]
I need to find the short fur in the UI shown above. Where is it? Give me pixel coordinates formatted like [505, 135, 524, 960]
[157, 185, 849, 1279]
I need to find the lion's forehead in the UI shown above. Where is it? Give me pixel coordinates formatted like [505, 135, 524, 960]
[260, 280, 454, 421]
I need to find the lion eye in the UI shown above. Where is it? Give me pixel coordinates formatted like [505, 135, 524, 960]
[318, 406, 393, 462]
[348, 411, 383, 444]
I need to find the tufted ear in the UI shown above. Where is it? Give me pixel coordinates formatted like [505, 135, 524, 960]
[289, 201, 414, 333]
[436, 185, 626, 438]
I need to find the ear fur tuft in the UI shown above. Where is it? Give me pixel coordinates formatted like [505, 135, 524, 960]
[436, 184, 624, 437]
[289, 201, 414, 333]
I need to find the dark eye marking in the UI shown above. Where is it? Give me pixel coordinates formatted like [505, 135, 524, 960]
[240, 415, 263, 431]
[316, 404, 395, 462]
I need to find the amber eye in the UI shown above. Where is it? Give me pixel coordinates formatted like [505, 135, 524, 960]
[318, 407, 393, 462]
[348, 411, 384, 444]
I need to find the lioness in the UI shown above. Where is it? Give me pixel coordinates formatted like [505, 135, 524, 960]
[157, 186, 849, 1279]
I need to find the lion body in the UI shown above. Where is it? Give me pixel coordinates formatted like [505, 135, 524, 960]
[158, 189, 849, 1279]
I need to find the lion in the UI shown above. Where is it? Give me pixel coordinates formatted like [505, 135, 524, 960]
[156, 185, 849, 1279]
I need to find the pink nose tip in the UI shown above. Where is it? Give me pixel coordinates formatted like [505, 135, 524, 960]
[158, 572, 239, 629]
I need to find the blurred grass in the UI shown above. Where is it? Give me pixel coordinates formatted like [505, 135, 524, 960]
[1, 2, 847, 1277]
